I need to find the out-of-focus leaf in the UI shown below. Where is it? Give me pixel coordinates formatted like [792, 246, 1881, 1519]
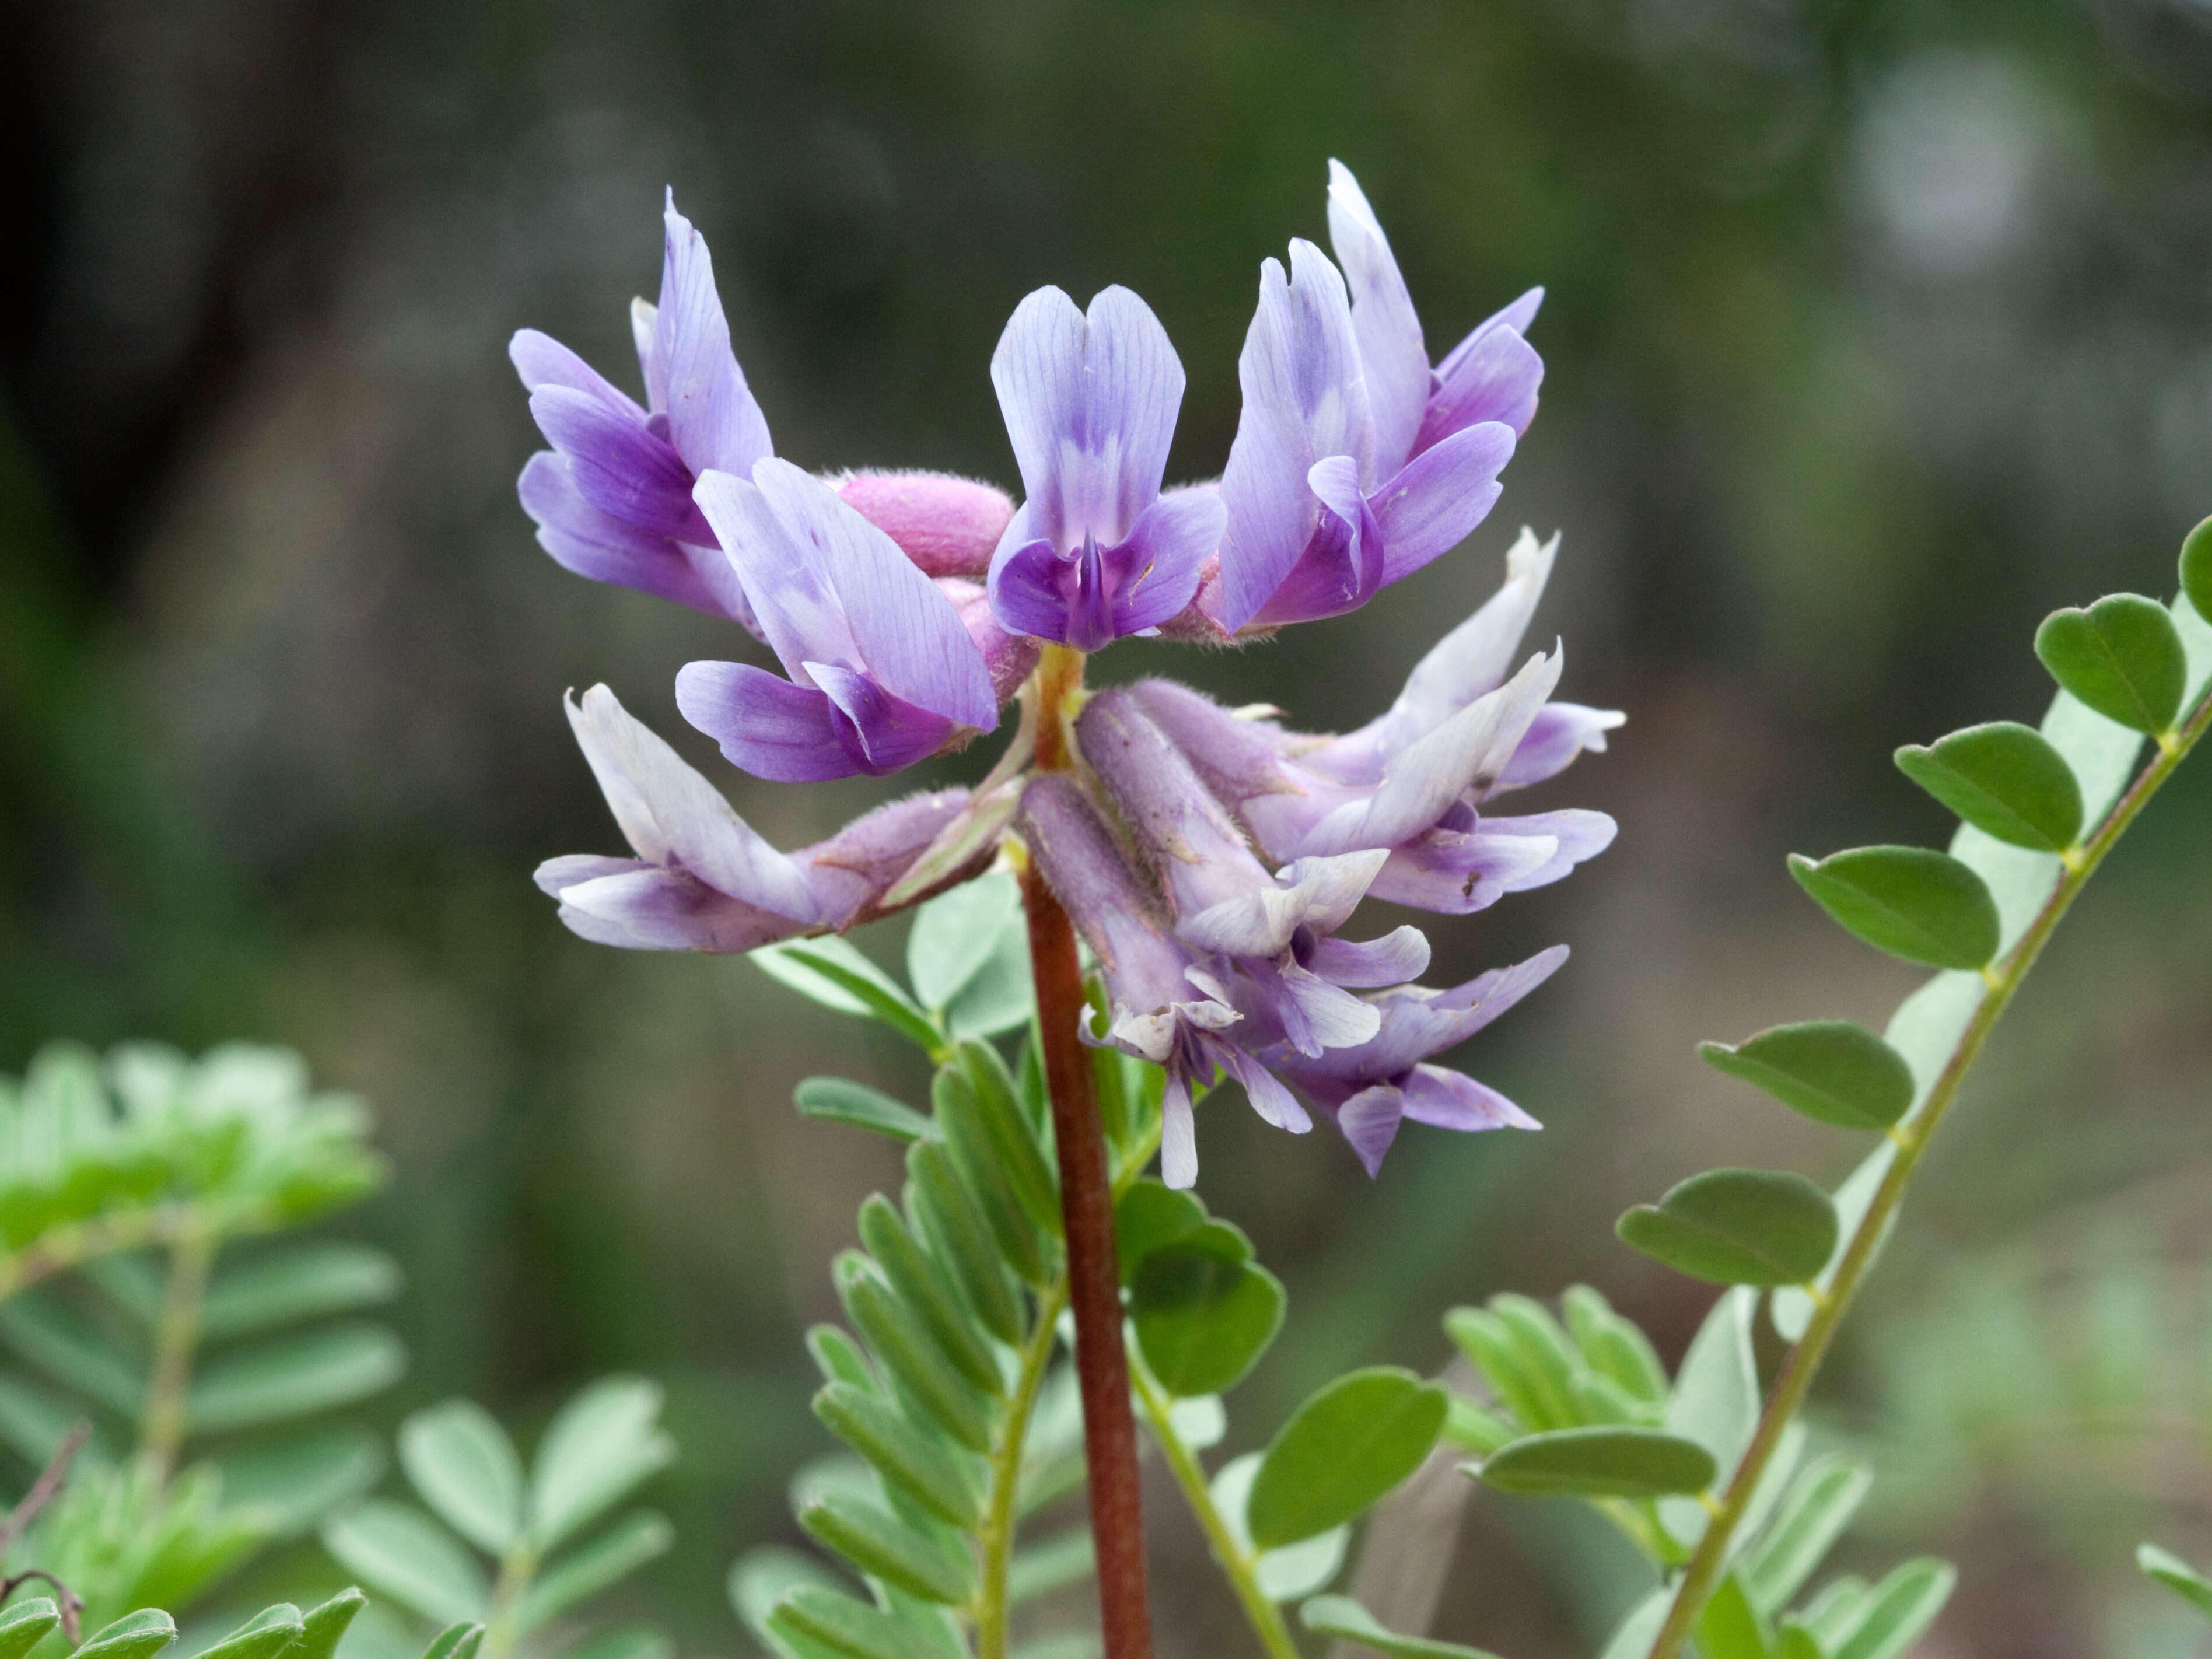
[1742, 1455, 1874, 1617]
[75, 1611, 178, 1659]
[1246, 1368, 1446, 1550]
[556, 1628, 670, 1659]
[1443, 1307, 1561, 1432]
[1441, 1395, 1516, 1456]
[1618, 1169, 1839, 1286]
[1562, 1286, 1668, 1406]
[1701, 1023, 1916, 1133]
[1827, 1559, 1956, 1659]
[418, 1623, 485, 1659]
[528, 1376, 675, 1551]
[1475, 1427, 1717, 1499]
[727, 1546, 846, 1648]
[187, 1322, 407, 1433]
[1206, 1454, 1348, 1602]
[1298, 1593, 1503, 1656]
[1596, 1591, 1670, 1659]
[752, 938, 940, 1053]
[0, 1293, 145, 1416]
[199, 1244, 403, 1339]
[1662, 1287, 1760, 1547]
[1895, 723, 2083, 853]
[320, 1500, 489, 1625]
[400, 1399, 524, 1555]
[2138, 1544, 2212, 1617]
[516, 1510, 674, 1629]
[1695, 1574, 1772, 1659]
[800, 1490, 974, 1605]
[2035, 594, 2186, 734]
[1788, 848, 2000, 971]
[794, 1079, 934, 1144]
[218, 1426, 388, 1535]
[1131, 1247, 1284, 1398]
[907, 870, 1021, 1010]
[1007, 1529, 1094, 1604]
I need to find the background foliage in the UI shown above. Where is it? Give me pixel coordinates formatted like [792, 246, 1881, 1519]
[5, 2, 2212, 1654]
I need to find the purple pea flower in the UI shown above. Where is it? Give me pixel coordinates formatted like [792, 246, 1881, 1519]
[536, 685, 975, 951]
[1263, 947, 1566, 1175]
[675, 460, 999, 782]
[1206, 162, 1545, 634]
[987, 287, 1228, 650]
[1133, 529, 1620, 913]
[513, 194, 773, 627]
[1076, 689, 1429, 1059]
[1020, 775, 1307, 1189]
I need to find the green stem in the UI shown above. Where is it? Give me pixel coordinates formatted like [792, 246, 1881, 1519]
[1129, 1356, 1303, 1659]
[1643, 681, 2212, 1659]
[974, 1275, 1072, 1659]
[479, 1544, 541, 1659]
[138, 1226, 217, 1485]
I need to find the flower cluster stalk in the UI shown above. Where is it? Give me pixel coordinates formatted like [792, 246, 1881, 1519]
[1021, 644, 1156, 1659]
[1643, 676, 2212, 1659]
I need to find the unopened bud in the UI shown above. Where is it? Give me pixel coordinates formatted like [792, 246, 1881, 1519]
[836, 471, 1014, 579]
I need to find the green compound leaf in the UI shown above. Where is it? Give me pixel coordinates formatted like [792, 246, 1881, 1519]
[1298, 1594, 1506, 1657]
[528, 1376, 676, 1550]
[1130, 1246, 1285, 1398]
[1474, 1426, 1717, 1498]
[76, 1612, 179, 1659]
[0, 1600, 59, 1659]
[794, 1079, 934, 1144]
[855, 1195, 1003, 1396]
[1741, 1454, 1874, 1616]
[2184, 516, 2212, 625]
[418, 1623, 486, 1659]
[800, 1492, 974, 1606]
[400, 1399, 524, 1555]
[751, 937, 941, 1054]
[516, 1509, 675, 1629]
[1701, 1020, 1915, 1132]
[2036, 593, 2188, 734]
[2140, 1544, 2212, 1617]
[1619, 1169, 1839, 1287]
[1788, 847, 2000, 971]
[199, 1243, 404, 1339]
[1246, 1368, 1447, 1550]
[187, 1322, 407, 1433]
[768, 1586, 914, 1659]
[1895, 722, 2084, 853]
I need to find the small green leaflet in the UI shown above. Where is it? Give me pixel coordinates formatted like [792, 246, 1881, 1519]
[907, 871, 1033, 1039]
[1130, 1245, 1285, 1397]
[0, 1601, 59, 1659]
[75, 1612, 179, 1659]
[750, 937, 941, 1053]
[1474, 1427, 1716, 1499]
[1245, 1368, 1447, 1550]
[2183, 516, 2212, 625]
[794, 1077, 935, 1143]
[1618, 1168, 1838, 1286]
[1788, 847, 2000, 971]
[1298, 1595, 1505, 1657]
[1700, 1021, 1915, 1132]
[1113, 1179, 1211, 1282]
[1894, 722, 2083, 853]
[399, 1399, 523, 1555]
[2035, 593, 2188, 734]
[2139, 1544, 2212, 1618]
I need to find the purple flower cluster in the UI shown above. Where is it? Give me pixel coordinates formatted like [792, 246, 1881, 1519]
[522, 166, 1619, 1182]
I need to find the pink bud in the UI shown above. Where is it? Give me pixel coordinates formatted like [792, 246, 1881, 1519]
[936, 578, 1041, 704]
[836, 471, 1014, 579]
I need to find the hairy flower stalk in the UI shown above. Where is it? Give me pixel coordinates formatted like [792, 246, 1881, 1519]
[517, 165, 1619, 1656]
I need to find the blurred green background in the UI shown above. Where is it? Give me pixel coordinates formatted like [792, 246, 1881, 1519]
[4, 1, 2210, 1654]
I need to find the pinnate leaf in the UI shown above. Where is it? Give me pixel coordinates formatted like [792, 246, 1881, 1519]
[813, 1381, 981, 1529]
[1620, 1168, 1838, 1286]
[1828, 1558, 1956, 1659]
[516, 1509, 675, 1629]
[1702, 1021, 1915, 1132]
[1246, 1368, 1447, 1549]
[2035, 594, 2187, 733]
[1298, 1594, 1504, 1657]
[1788, 847, 2000, 971]
[1475, 1426, 1716, 1498]
[418, 1623, 486, 1659]
[200, 1243, 403, 1339]
[2139, 1544, 2212, 1617]
[188, 1322, 407, 1433]
[768, 1586, 917, 1659]
[1742, 1454, 1874, 1616]
[1130, 1245, 1285, 1398]
[1894, 722, 2083, 852]
[794, 1079, 933, 1144]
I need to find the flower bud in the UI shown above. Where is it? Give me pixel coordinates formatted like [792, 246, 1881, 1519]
[835, 471, 1014, 579]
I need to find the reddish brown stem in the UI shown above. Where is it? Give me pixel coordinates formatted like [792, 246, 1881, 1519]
[1021, 859, 1153, 1659]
